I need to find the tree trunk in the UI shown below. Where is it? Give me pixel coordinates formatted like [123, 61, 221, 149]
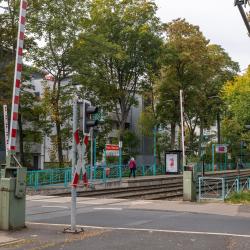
[56, 121, 64, 166]
[170, 122, 176, 149]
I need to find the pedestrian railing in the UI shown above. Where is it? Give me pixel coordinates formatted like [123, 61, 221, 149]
[199, 176, 250, 201]
[25, 162, 250, 190]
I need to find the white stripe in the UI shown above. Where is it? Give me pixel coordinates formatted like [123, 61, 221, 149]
[13, 103, 19, 113]
[21, 8, 27, 17]
[42, 206, 69, 209]
[15, 89, 20, 98]
[19, 24, 25, 34]
[17, 55, 23, 64]
[93, 207, 123, 211]
[18, 39, 24, 48]
[11, 120, 17, 129]
[10, 137, 16, 146]
[27, 222, 250, 239]
[16, 71, 21, 80]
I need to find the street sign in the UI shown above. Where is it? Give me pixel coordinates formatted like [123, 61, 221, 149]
[216, 144, 228, 154]
[106, 144, 119, 157]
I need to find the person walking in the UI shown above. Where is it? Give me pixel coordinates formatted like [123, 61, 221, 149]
[128, 157, 136, 178]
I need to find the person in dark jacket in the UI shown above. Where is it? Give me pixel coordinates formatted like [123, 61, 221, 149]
[128, 157, 136, 178]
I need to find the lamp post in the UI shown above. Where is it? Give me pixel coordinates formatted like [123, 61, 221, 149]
[234, 0, 250, 35]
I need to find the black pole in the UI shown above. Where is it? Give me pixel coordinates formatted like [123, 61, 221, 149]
[217, 113, 221, 144]
[237, 4, 250, 35]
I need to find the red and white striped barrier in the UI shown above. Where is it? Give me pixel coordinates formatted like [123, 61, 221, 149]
[8, 0, 28, 152]
[72, 129, 89, 187]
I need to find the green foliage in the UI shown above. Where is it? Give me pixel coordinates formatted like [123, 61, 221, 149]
[71, 0, 163, 137]
[157, 19, 239, 154]
[225, 191, 250, 204]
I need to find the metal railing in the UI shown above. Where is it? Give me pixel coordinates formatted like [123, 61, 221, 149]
[199, 176, 250, 201]
[26, 164, 166, 190]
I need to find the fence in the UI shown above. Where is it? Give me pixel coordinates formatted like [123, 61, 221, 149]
[199, 176, 250, 201]
[26, 164, 166, 190]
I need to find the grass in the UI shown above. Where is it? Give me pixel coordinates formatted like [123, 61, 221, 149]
[225, 190, 250, 204]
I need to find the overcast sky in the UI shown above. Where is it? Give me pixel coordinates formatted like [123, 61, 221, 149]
[155, 0, 250, 72]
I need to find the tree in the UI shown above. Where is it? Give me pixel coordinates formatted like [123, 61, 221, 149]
[71, 0, 163, 143]
[157, 19, 239, 157]
[221, 66, 250, 162]
[27, 0, 88, 165]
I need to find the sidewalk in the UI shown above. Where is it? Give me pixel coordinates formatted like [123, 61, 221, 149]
[126, 199, 250, 218]
[0, 223, 105, 249]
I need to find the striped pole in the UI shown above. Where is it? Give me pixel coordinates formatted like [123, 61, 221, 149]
[8, 0, 28, 154]
[72, 129, 89, 187]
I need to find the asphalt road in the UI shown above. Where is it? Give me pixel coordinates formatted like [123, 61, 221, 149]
[9, 196, 248, 250]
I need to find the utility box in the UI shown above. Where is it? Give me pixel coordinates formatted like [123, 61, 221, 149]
[0, 167, 26, 230]
[183, 165, 196, 202]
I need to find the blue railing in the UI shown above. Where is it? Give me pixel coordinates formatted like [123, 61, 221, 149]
[26, 164, 166, 190]
[26, 162, 250, 190]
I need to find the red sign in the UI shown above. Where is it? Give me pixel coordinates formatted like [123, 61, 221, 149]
[216, 145, 227, 154]
[106, 144, 119, 151]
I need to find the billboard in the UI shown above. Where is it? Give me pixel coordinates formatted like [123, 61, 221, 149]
[166, 153, 178, 173]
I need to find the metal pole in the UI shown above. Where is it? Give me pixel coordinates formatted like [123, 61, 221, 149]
[90, 128, 93, 181]
[180, 90, 186, 167]
[71, 100, 77, 232]
[3, 105, 9, 158]
[212, 144, 215, 172]
[153, 126, 157, 175]
[93, 135, 96, 180]
[119, 141, 122, 179]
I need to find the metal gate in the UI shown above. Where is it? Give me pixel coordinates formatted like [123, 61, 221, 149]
[199, 177, 225, 201]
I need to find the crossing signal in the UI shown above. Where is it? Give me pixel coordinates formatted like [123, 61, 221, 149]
[83, 100, 99, 135]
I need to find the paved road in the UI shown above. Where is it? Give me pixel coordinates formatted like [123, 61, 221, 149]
[2, 196, 250, 249]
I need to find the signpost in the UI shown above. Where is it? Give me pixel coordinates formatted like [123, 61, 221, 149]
[212, 144, 228, 171]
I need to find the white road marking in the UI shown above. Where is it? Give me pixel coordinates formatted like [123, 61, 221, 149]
[29, 199, 71, 203]
[93, 207, 123, 211]
[27, 222, 250, 239]
[42, 206, 69, 209]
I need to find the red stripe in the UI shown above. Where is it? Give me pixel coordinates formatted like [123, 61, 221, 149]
[18, 48, 23, 56]
[11, 129, 17, 138]
[17, 63, 22, 72]
[14, 96, 19, 105]
[20, 16, 26, 25]
[84, 135, 89, 146]
[22, 1, 27, 9]
[10, 146, 16, 151]
[72, 173, 79, 187]
[16, 79, 21, 88]
[83, 173, 88, 186]
[74, 130, 80, 145]
[13, 112, 18, 121]
[19, 31, 24, 40]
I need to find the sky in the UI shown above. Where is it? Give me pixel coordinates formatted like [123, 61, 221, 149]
[155, 0, 250, 72]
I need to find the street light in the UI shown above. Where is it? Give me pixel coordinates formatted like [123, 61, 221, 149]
[234, 0, 250, 35]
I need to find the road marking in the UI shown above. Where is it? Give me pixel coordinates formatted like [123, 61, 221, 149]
[93, 207, 123, 211]
[30, 199, 70, 203]
[42, 205, 69, 209]
[27, 222, 250, 239]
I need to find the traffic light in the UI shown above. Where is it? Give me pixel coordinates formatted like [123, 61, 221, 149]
[83, 100, 99, 135]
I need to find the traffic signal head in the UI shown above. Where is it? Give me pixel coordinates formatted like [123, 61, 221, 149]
[83, 100, 99, 135]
